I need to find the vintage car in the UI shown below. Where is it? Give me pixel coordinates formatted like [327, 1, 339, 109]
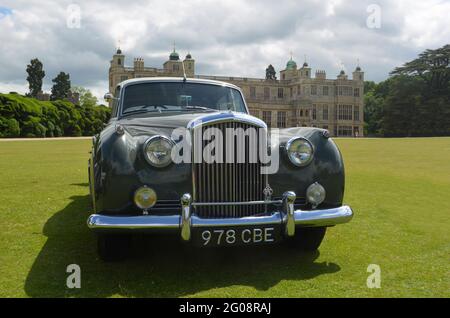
[87, 77, 353, 261]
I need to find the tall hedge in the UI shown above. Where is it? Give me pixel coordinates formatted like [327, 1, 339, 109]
[0, 93, 110, 138]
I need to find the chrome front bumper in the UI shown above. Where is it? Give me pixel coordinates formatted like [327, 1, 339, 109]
[87, 192, 353, 241]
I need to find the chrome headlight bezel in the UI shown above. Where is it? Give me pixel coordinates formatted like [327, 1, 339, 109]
[143, 135, 175, 168]
[285, 137, 314, 167]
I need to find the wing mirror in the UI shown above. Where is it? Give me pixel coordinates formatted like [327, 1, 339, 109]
[104, 92, 116, 101]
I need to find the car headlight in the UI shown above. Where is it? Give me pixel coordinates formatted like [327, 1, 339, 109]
[143, 135, 174, 168]
[286, 137, 314, 166]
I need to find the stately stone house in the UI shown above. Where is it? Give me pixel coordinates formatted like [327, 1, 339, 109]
[109, 48, 364, 137]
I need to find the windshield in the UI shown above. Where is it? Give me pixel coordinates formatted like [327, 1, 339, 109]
[121, 82, 247, 115]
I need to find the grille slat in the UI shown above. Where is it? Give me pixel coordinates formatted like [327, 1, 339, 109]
[193, 121, 265, 218]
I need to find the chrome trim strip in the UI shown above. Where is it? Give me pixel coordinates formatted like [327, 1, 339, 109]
[191, 212, 283, 228]
[192, 200, 282, 207]
[187, 111, 267, 130]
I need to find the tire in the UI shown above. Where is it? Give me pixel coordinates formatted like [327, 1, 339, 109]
[97, 234, 131, 261]
[285, 227, 327, 251]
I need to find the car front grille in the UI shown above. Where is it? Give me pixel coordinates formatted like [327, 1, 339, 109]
[193, 121, 267, 218]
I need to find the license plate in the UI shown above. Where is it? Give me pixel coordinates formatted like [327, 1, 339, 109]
[193, 226, 281, 247]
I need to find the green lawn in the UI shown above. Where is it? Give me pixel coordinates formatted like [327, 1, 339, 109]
[0, 138, 449, 297]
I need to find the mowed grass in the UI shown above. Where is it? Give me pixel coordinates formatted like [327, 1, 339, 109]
[0, 137, 449, 297]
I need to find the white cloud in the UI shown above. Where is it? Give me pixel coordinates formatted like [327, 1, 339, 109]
[0, 0, 449, 99]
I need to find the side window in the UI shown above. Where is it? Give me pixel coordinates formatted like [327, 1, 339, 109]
[112, 86, 121, 117]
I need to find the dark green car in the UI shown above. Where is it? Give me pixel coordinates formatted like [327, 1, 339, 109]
[87, 77, 353, 261]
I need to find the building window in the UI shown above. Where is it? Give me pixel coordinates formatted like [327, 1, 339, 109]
[323, 104, 329, 120]
[337, 126, 353, 136]
[277, 111, 287, 128]
[117, 58, 121, 65]
[306, 71, 309, 76]
[322, 125, 328, 130]
[297, 85, 300, 95]
[354, 106, 360, 121]
[338, 105, 353, 120]
[263, 111, 272, 128]
[264, 87, 270, 100]
[250, 109, 259, 118]
[312, 105, 317, 120]
[120, 75, 128, 82]
[338, 86, 353, 96]
[305, 109, 309, 117]
[278, 87, 284, 99]
[250, 86, 256, 98]
[300, 109, 303, 117]
[354, 88, 360, 97]
[173, 64, 180, 71]
[290, 87, 293, 98]
[311, 85, 317, 95]
[323, 86, 329, 96]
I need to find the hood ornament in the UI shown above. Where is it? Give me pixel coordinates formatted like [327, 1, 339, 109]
[263, 184, 273, 202]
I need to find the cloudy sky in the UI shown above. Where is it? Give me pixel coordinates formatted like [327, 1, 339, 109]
[0, 0, 449, 99]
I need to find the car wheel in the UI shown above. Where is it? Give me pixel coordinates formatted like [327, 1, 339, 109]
[286, 227, 327, 251]
[97, 234, 131, 261]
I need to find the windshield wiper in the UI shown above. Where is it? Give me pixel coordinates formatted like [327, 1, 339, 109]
[122, 104, 217, 116]
[184, 105, 217, 111]
[123, 105, 169, 114]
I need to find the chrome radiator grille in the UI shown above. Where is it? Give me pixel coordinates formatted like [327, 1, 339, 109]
[193, 121, 267, 218]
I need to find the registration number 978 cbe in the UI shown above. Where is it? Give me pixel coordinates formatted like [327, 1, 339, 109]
[196, 227, 278, 247]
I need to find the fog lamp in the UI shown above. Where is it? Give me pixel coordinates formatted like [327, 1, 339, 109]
[134, 186, 157, 210]
[306, 182, 326, 208]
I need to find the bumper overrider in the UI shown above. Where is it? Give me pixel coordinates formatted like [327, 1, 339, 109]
[87, 192, 353, 241]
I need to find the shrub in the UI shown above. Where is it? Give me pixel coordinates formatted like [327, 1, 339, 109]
[0, 93, 111, 138]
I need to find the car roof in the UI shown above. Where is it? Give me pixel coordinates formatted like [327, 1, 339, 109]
[118, 77, 242, 91]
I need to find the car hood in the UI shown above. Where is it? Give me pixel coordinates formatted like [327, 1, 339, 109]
[117, 112, 212, 137]
[117, 111, 265, 137]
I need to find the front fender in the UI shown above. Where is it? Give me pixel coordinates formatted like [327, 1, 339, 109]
[269, 127, 345, 207]
[92, 125, 191, 215]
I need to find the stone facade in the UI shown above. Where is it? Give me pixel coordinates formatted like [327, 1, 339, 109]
[35, 90, 80, 105]
[109, 49, 364, 137]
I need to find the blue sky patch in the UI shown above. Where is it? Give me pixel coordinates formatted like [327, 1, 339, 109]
[0, 6, 13, 18]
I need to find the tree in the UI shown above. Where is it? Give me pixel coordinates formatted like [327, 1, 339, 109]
[391, 44, 450, 94]
[389, 44, 450, 136]
[51, 72, 71, 101]
[26, 58, 45, 98]
[265, 64, 277, 80]
[71, 86, 98, 108]
[382, 76, 424, 137]
[363, 88, 384, 136]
